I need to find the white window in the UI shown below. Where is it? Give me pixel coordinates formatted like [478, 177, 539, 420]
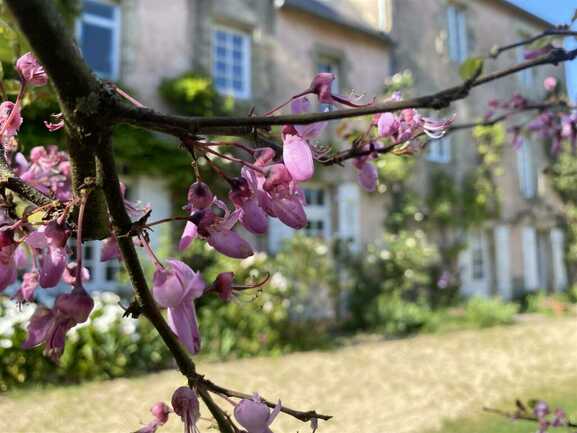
[212, 27, 251, 99]
[378, 0, 393, 32]
[77, 0, 121, 80]
[303, 187, 331, 239]
[338, 182, 361, 252]
[516, 46, 534, 87]
[447, 5, 468, 62]
[426, 136, 451, 163]
[550, 228, 568, 292]
[69, 240, 123, 292]
[517, 139, 537, 198]
[522, 226, 539, 291]
[470, 231, 486, 281]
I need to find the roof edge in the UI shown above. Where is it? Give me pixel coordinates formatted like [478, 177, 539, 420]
[491, 0, 556, 28]
[277, 0, 394, 46]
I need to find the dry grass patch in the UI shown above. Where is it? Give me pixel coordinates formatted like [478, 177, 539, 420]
[2, 317, 577, 433]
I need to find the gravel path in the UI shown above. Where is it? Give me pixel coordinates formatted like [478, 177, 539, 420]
[2, 317, 577, 433]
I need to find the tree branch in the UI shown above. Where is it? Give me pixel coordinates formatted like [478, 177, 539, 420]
[489, 28, 577, 59]
[112, 47, 577, 136]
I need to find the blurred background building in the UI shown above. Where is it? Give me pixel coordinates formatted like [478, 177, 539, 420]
[75, 0, 568, 299]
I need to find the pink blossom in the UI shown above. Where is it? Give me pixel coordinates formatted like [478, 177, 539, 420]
[544, 76, 557, 92]
[0, 101, 23, 137]
[261, 164, 307, 229]
[356, 160, 378, 192]
[14, 271, 39, 303]
[44, 113, 65, 132]
[229, 177, 268, 234]
[62, 262, 90, 285]
[210, 272, 235, 301]
[171, 387, 200, 433]
[26, 221, 69, 288]
[16, 52, 48, 87]
[234, 395, 282, 433]
[135, 402, 171, 433]
[184, 200, 254, 259]
[185, 181, 214, 212]
[306, 73, 371, 107]
[22, 287, 94, 361]
[20, 145, 71, 200]
[101, 236, 122, 262]
[0, 228, 19, 291]
[283, 134, 314, 181]
[290, 97, 327, 140]
[152, 259, 205, 354]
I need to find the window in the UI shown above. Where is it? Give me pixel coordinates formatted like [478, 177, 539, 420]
[516, 46, 534, 88]
[378, 0, 393, 32]
[447, 5, 468, 62]
[470, 231, 485, 281]
[316, 57, 340, 111]
[303, 187, 331, 238]
[77, 0, 121, 80]
[426, 136, 451, 163]
[517, 139, 537, 198]
[212, 27, 251, 99]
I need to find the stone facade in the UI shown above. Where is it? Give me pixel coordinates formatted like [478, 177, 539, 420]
[78, 0, 568, 297]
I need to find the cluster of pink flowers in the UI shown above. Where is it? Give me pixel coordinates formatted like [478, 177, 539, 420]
[486, 77, 575, 155]
[138, 389, 282, 433]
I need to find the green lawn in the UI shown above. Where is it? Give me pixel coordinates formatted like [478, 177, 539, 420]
[434, 381, 577, 433]
[2, 316, 577, 433]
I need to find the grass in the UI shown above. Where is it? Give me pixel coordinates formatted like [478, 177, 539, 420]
[2, 316, 577, 433]
[433, 381, 577, 433]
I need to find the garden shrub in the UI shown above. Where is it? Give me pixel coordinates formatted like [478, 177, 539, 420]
[462, 297, 519, 328]
[0, 292, 172, 392]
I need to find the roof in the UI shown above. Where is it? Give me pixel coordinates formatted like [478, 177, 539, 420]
[493, 0, 555, 28]
[277, 0, 394, 45]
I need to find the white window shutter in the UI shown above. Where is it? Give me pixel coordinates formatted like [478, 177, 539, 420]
[447, 6, 458, 61]
[550, 228, 568, 292]
[337, 182, 361, 252]
[494, 225, 512, 299]
[522, 226, 539, 291]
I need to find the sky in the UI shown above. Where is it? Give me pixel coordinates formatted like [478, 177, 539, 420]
[506, 0, 576, 97]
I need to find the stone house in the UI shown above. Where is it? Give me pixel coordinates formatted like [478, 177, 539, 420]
[74, 0, 568, 299]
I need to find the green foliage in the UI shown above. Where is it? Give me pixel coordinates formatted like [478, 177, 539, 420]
[365, 294, 438, 336]
[459, 57, 484, 81]
[346, 230, 439, 330]
[462, 297, 518, 328]
[523, 291, 574, 316]
[159, 71, 234, 117]
[182, 236, 333, 360]
[0, 292, 172, 392]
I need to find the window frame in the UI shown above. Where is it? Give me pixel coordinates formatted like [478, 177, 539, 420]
[211, 25, 252, 100]
[470, 230, 486, 281]
[516, 138, 537, 199]
[426, 135, 451, 163]
[76, 0, 121, 80]
[302, 186, 332, 240]
[447, 4, 468, 63]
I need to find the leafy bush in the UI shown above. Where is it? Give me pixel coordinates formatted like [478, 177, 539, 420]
[193, 236, 334, 360]
[524, 292, 573, 316]
[345, 230, 439, 330]
[0, 292, 172, 392]
[159, 71, 233, 117]
[366, 295, 439, 336]
[462, 297, 518, 328]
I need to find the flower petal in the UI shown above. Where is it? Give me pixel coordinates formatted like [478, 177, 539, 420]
[283, 135, 314, 182]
